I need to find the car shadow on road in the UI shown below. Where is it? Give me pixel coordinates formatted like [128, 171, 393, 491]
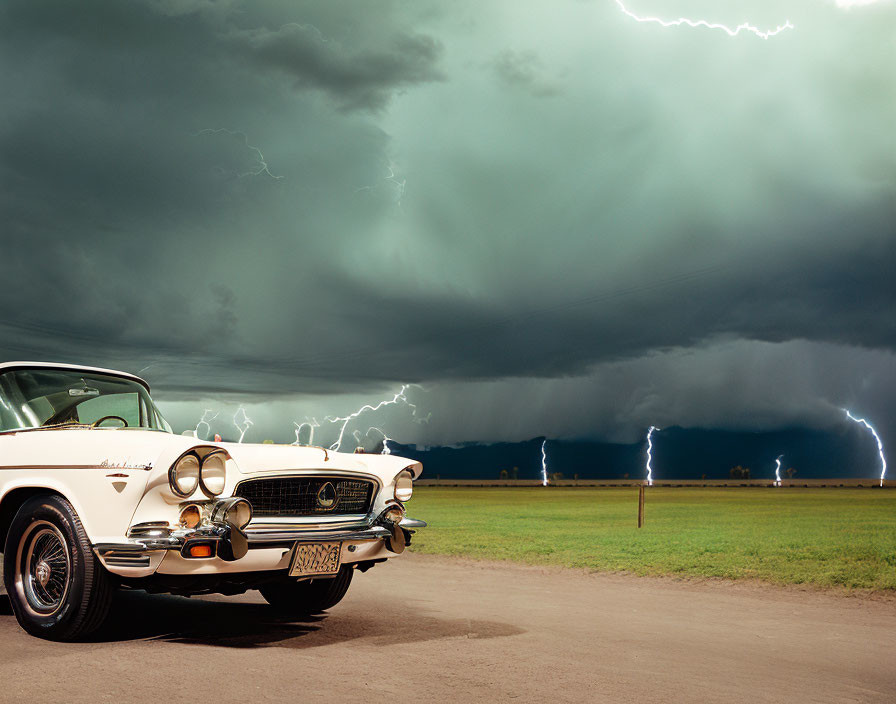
[90, 590, 525, 649]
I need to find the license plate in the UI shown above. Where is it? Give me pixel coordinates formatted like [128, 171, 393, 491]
[289, 542, 342, 577]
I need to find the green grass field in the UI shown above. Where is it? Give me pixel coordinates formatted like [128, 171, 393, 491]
[409, 487, 896, 591]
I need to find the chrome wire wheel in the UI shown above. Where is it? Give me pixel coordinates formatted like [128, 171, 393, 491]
[16, 521, 71, 616]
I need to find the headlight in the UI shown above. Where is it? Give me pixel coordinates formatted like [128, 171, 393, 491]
[394, 469, 414, 502]
[169, 452, 201, 497]
[199, 451, 227, 497]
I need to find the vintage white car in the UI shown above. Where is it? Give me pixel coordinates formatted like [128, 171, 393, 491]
[0, 362, 425, 640]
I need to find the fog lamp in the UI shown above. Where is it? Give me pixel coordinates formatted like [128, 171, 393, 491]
[382, 506, 405, 524]
[179, 504, 202, 529]
[226, 500, 252, 529]
[211, 497, 253, 530]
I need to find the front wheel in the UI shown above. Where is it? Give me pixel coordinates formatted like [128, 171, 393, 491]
[259, 565, 353, 615]
[3, 494, 114, 640]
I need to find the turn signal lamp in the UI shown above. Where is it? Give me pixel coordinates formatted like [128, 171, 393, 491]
[188, 543, 213, 558]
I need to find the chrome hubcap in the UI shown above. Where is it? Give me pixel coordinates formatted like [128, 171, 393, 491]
[35, 560, 51, 587]
[17, 522, 70, 615]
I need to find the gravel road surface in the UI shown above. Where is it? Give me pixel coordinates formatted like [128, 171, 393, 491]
[1, 554, 894, 703]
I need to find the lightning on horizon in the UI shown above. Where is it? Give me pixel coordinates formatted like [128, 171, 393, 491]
[541, 439, 549, 486]
[774, 455, 783, 486]
[645, 426, 659, 486]
[613, 0, 793, 39]
[292, 418, 320, 446]
[325, 384, 429, 452]
[232, 406, 254, 444]
[194, 409, 219, 440]
[366, 426, 394, 455]
[845, 410, 887, 487]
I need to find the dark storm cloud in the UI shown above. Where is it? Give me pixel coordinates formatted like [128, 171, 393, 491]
[230, 24, 444, 111]
[0, 0, 894, 448]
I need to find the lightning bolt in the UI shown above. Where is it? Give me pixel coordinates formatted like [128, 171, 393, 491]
[613, 1, 793, 39]
[354, 160, 407, 206]
[774, 455, 783, 486]
[364, 427, 394, 455]
[194, 128, 284, 179]
[845, 410, 887, 487]
[232, 406, 254, 443]
[385, 161, 406, 207]
[541, 439, 549, 486]
[645, 426, 660, 486]
[292, 418, 320, 446]
[325, 384, 429, 452]
[194, 409, 219, 440]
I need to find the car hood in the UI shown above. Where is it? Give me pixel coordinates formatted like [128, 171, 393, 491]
[217, 440, 422, 483]
[1, 427, 421, 485]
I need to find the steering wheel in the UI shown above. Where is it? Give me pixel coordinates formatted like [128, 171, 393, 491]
[92, 415, 129, 428]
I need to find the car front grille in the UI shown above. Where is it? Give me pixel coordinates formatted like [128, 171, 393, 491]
[233, 476, 376, 517]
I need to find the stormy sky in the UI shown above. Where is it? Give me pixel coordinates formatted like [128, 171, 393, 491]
[1, 0, 894, 452]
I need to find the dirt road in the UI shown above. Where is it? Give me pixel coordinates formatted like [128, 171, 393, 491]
[1, 554, 894, 703]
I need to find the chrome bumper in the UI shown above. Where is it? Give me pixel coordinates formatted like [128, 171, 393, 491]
[95, 517, 427, 562]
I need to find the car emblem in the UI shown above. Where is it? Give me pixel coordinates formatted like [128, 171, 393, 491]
[35, 561, 51, 587]
[316, 481, 338, 510]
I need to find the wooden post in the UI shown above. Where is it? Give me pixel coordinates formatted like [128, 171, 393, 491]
[638, 484, 645, 528]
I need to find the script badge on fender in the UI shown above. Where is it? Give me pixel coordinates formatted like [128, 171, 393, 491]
[289, 542, 342, 577]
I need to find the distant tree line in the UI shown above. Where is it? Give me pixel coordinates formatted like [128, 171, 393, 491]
[729, 465, 797, 480]
[729, 465, 751, 480]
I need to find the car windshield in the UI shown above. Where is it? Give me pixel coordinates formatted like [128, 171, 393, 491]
[0, 368, 172, 433]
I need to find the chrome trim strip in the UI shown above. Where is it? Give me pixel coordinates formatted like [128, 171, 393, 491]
[95, 539, 179, 553]
[0, 463, 153, 471]
[234, 469, 383, 494]
[0, 464, 124, 471]
[245, 525, 390, 544]
[247, 515, 370, 528]
[102, 554, 151, 567]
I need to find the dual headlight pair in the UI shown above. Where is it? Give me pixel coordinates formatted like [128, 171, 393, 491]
[169, 449, 227, 498]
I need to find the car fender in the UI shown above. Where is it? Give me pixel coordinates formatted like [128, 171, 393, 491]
[0, 469, 150, 546]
